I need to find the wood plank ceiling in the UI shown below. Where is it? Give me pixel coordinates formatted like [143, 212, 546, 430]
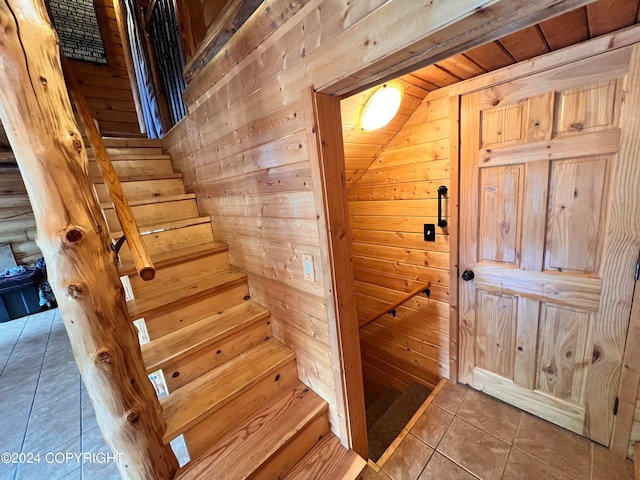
[342, 0, 640, 187]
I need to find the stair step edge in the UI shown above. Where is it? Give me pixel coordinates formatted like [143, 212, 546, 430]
[142, 300, 270, 372]
[161, 339, 296, 442]
[174, 381, 327, 480]
[281, 434, 367, 480]
[92, 172, 183, 184]
[110, 216, 211, 239]
[127, 269, 246, 319]
[100, 193, 196, 209]
[118, 242, 227, 278]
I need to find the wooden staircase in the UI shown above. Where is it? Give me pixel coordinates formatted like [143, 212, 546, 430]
[90, 138, 366, 479]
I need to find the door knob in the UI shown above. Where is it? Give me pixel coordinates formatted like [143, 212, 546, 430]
[461, 269, 475, 281]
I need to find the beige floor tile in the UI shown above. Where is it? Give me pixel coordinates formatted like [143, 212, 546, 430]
[362, 465, 392, 479]
[411, 404, 453, 448]
[437, 417, 510, 480]
[456, 389, 522, 444]
[591, 444, 634, 480]
[382, 434, 433, 480]
[432, 381, 468, 414]
[418, 452, 478, 480]
[513, 414, 591, 479]
[502, 448, 573, 480]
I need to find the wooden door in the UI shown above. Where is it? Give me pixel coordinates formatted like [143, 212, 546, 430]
[459, 45, 640, 445]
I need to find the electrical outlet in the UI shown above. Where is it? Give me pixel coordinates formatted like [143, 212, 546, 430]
[303, 254, 315, 281]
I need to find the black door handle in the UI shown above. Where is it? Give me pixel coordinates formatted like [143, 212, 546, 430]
[461, 270, 475, 281]
[437, 185, 448, 228]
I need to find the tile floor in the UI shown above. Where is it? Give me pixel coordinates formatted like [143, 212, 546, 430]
[1, 310, 636, 480]
[0, 309, 119, 480]
[364, 381, 635, 480]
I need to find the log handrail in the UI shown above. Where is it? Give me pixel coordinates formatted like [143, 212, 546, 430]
[360, 281, 431, 330]
[60, 54, 155, 281]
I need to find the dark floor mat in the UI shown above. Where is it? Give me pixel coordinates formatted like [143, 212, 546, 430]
[367, 382, 431, 462]
[366, 388, 401, 430]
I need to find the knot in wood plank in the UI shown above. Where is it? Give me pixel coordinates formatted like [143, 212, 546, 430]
[66, 284, 82, 298]
[65, 228, 83, 242]
[94, 348, 113, 364]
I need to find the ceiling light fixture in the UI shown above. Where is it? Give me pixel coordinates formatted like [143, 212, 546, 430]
[359, 81, 404, 131]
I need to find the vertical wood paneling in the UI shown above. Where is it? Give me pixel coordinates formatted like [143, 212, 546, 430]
[347, 90, 452, 392]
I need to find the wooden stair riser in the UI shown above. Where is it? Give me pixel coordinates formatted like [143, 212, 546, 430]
[182, 359, 299, 460]
[162, 341, 296, 442]
[128, 250, 231, 299]
[103, 199, 199, 232]
[89, 158, 174, 177]
[160, 320, 272, 391]
[128, 270, 246, 321]
[94, 178, 186, 203]
[87, 146, 164, 156]
[94, 137, 162, 148]
[144, 283, 250, 339]
[251, 411, 330, 480]
[117, 222, 214, 263]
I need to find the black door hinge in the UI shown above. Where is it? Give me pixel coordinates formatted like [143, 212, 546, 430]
[613, 397, 619, 416]
[635, 255, 640, 282]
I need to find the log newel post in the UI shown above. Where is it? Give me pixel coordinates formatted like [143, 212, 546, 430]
[0, 1, 178, 479]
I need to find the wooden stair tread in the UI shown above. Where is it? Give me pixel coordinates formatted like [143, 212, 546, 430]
[118, 242, 227, 277]
[99, 137, 162, 147]
[100, 193, 196, 209]
[174, 381, 327, 480]
[282, 434, 367, 480]
[88, 154, 170, 161]
[110, 216, 211, 239]
[141, 300, 270, 372]
[162, 338, 297, 442]
[92, 172, 183, 184]
[127, 268, 246, 318]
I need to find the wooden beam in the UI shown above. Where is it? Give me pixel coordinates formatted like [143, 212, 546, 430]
[183, 0, 265, 84]
[0, 2, 178, 478]
[303, 86, 367, 457]
[316, 0, 599, 97]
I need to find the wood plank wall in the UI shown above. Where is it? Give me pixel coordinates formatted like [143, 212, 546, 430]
[0, 167, 40, 265]
[68, 0, 140, 136]
[347, 88, 451, 393]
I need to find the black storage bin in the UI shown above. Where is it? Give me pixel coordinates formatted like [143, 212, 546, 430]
[0, 271, 41, 322]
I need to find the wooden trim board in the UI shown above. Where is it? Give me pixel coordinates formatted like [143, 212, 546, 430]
[303, 86, 368, 457]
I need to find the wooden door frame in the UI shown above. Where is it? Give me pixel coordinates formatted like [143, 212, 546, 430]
[308, 19, 640, 458]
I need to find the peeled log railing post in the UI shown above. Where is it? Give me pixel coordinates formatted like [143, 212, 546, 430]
[0, 2, 178, 479]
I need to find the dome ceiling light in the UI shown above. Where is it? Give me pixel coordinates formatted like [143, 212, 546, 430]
[359, 81, 404, 131]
